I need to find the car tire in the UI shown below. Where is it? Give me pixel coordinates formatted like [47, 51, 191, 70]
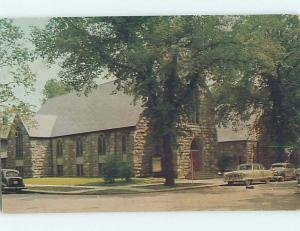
[245, 180, 251, 187]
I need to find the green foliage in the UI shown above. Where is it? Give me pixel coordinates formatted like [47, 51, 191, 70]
[42, 78, 71, 103]
[102, 155, 121, 183]
[212, 15, 300, 161]
[102, 155, 133, 183]
[0, 19, 35, 124]
[119, 161, 133, 182]
[217, 152, 235, 170]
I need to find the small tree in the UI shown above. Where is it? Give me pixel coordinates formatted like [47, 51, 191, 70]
[119, 162, 133, 182]
[102, 155, 121, 183]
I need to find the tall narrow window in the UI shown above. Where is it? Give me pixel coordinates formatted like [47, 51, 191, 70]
[188, 103, 200, 124]
[121, 135, 127, 155]
[76, 138, 83, 157]
[76, 164, 83, 176]
[56, 140, 63, 157]
[98, 135, 107, 155]
[57, 165, 63, 176]
[15, 130, 23, 159]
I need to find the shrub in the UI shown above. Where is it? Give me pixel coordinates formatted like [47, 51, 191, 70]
[119, 162, 133, 182]
[102, 155, 121, 183]
[102, 155, 134, 183]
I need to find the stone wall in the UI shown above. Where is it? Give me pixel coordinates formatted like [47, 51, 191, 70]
[133, 88, 219, 179]
[30, 138, 52, 177]
[51, 127, 135, 177]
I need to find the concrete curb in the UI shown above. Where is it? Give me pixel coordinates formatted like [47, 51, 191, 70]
[23, 183, 225, 195]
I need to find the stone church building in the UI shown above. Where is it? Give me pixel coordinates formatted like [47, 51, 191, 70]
[5, 81, 258, 179]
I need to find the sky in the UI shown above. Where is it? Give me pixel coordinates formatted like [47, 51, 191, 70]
[10, 18, 60, 110]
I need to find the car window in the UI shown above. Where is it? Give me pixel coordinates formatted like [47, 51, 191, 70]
[238, 165, 252, 170]
[5, 171, 19, 177]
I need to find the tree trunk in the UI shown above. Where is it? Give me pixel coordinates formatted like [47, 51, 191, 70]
[162, 134, 175, 186]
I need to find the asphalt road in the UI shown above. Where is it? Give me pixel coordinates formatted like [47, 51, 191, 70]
[2, 181, 300, 213]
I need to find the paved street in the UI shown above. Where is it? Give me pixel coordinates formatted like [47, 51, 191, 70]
[2, 181, 300, 213]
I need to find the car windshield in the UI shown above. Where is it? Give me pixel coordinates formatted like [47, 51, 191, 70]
[237, 165, 253, 170]
[4, 171, 19, 177]
[272, 164, 285, 168]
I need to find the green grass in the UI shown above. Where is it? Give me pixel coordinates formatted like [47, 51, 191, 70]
[24, 177, 105, 186]
[24, 177, 164, 186]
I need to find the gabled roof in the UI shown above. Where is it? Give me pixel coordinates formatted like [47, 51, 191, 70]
[27, 81, 143, 138]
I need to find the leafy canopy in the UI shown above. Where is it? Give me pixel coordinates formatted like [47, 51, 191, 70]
[0, 19, 35, 125]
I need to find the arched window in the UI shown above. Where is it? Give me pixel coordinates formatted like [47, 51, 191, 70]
[98, 135, 107, 155]
[15, 129, 23, 159]
[56, 140, 63, 157]
[121, 135, 127, 155]
[187, 92, 200, 124]
[76, 138, 83, 157]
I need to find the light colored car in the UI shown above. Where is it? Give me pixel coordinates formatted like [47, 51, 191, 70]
[1, 169, 25, 192]
[271, 163, 297, 181]
[224, 163, 273, 187]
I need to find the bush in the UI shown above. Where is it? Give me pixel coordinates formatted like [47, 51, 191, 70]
[119, 162, 133, 182]
[102, 155, 121, 183]
[102, 155, 133, 183]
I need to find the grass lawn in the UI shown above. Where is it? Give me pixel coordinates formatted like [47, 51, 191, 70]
[24, 177, 165, 186]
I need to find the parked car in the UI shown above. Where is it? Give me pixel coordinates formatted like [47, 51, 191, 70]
[270, 163, 297, 181]
[1, 169, 25, 192]
[224, 163, 273, 187]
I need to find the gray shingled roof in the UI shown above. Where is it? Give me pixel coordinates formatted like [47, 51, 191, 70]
[25, 80, 254, 141]
[27, 81, 143, 138]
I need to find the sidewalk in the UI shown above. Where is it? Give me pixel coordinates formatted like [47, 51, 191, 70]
[23, 178, 225, 195]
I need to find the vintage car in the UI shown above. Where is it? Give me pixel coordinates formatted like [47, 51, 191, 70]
[270, 163, 297, 181]
[224, 163, 273, 186]
[1, 169, 25, 192]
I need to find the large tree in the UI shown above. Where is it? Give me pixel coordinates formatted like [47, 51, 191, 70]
[213, 15, 300, 162]
[42, 78, 71, 103]
[32, 16, 242, 185]
[0, 19, 35, 125]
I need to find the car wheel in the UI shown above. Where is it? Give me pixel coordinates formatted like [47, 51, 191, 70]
[245, 180, 251, 187]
